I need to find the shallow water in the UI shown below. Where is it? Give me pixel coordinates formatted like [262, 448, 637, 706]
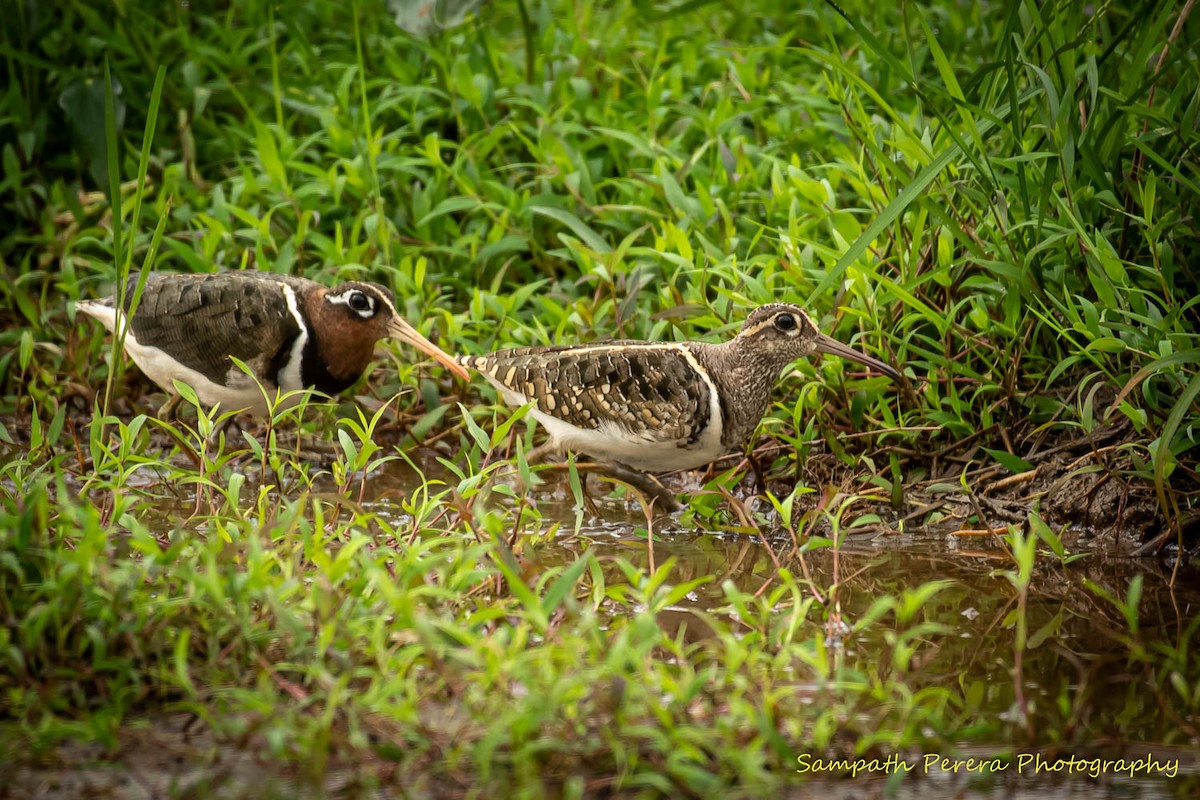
[10, 720, 1197, 800]
[345, 456, 1200, 741]
[12, 452, 1199, 799]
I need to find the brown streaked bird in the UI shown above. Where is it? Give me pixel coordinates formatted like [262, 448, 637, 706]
[76, 271, 468, 418]
[456, 303, 901, 508]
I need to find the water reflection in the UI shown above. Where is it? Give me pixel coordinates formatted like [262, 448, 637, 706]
[15, 453, 1199, 799]
[348, 456, 1200, 756]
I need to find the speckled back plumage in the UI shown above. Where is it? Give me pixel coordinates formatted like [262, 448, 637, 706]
[459, 341, 716, 448]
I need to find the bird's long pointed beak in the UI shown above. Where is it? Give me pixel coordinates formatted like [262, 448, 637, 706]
[387, 318, 470, 380]
[813, 332, 902, 381]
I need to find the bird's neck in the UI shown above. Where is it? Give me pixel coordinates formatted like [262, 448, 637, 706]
[300, 294, 377, 393]
[692, 337, 787, 449]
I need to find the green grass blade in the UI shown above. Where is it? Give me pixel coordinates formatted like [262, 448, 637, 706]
[1153, 369, 1200, 520]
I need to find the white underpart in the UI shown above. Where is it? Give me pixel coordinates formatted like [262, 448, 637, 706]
[77, 285, 311, 417]
[479, 343, 726, 473]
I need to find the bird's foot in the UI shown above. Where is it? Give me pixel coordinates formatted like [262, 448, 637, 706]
[590, 463, 682, 515]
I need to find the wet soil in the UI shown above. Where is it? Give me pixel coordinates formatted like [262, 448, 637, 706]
[6, 502, 1199, 799]
[5, 407, 1200, 798]
[6, 727, 1197, 800]
[11, 379, 1194, 552]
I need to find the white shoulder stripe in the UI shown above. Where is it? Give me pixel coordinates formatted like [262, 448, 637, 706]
[677, 344, 722, 442]
[277, 283, 309, 392]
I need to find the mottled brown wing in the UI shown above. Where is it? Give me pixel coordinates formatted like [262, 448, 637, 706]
[127, 273, 301, 386]
[460, 342, 713, 445]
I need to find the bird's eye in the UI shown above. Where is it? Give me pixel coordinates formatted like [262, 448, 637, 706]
[348, 291, 372, 312]
[775, 313, 797, 331]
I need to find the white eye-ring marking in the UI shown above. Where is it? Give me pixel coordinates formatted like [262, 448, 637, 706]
[327, 288, 377, 319]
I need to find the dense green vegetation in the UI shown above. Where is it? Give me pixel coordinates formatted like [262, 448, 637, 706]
[2, 0, 1198, 796]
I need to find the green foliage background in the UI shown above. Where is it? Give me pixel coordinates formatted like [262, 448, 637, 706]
[2, 0, 1199, 794]
[4, 0, 1199, 516]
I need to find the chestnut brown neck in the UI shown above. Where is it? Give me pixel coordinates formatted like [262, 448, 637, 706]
[300, 289, 387, 393]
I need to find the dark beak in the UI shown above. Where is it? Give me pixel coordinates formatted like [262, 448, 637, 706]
[387, 318, 470, 380]
[813, 332, 902, 381]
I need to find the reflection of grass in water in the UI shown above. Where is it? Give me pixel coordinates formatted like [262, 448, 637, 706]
[6, 400, 1200, 795]
[6, 473, 1198, 796]
[5, 388, 1200, 795]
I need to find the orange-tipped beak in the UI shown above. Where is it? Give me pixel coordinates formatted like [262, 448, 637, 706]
[813, 333, 901, 381]
[387, 318, 470, 380]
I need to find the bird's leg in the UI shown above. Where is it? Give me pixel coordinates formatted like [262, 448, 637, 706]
[156, 392, 183, 421]
[271, 407, 345, 461]
[153, 391, 247, 453]
[592, 463, 682, 514]
[511, 444, 606, 513]
[215, 413, 243, 442]
[478, 439, 559, 505]
[508, 439, 559, 499]
[523, 440, 560, 466]
[269, 429, 342, 463]
[294, 436, 340, 455]
[745, 447, 769, 497]
[153, 392, 247, 460]
[580, 478, 602, 518]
